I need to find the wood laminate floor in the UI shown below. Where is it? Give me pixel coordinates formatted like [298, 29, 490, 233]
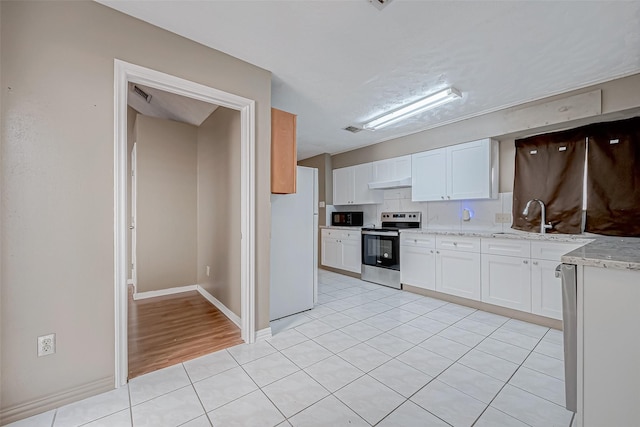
[127, 286, 243, 379]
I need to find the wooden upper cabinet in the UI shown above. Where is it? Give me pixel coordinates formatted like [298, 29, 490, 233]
[271, 108, 297, 194]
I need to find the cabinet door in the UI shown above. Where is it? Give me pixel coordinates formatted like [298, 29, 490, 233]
[447, 139, 491, 200]
[372, 158, 394, 183]
[481, 254, 532, 311]
[352, 163, 382, 204]
[435, 249, 481, 300]
[271, 108, 297, 194]
[341, 238, 361, 274]
[373, 155, 412, 182]
[401, 244, 436, 290]
[412, 149, 447, 201]
[321, 237, 341, 269]
[333, 167, 354, 205]
[531, 259, 563, 320]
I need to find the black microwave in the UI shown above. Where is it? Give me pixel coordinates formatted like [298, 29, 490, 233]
[332, 211, 364, 227]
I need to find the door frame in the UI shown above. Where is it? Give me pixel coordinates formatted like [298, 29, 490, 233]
[113, 59, 256, 387]
[130, 142, 137, 291]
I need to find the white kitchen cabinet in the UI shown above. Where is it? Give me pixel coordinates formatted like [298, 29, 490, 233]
[400, 234, 436, 290]
[529, 240, 586, 320]
[411, 149, 446, 201]
[370, 155, 412, 188]
[481, 254, 532, 312]
[481, 238, 532, 312]
[332, 163, 383, 205]
[321, 228, 361, 274]
[435, 236, 481, 300]
[412, 138, 498, 202]
[341, 237, 361, 273]
[530, 258, 563, 320]
[332, 167, 352, 206]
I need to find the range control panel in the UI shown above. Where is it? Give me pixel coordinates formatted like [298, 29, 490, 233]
[381, 212, 422, 222]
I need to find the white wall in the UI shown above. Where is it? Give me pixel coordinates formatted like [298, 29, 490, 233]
[331, 189, 515, 233]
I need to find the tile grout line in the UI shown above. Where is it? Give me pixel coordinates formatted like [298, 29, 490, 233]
[179, 363, 213, 427]
[468, 330, 548, 427]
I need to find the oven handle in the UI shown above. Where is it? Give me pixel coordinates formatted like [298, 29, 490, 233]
[362, 230, 399, 237]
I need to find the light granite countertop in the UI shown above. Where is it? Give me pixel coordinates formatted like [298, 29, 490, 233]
[400, 228, 594, 243]
[561, 236, 640, 271]
[320, 225, 363, 231]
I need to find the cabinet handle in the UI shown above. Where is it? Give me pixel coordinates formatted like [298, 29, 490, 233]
[430, 250, 434, 254]
[453, 242, 458, 246]
[523, 260, 529, 264]
[441, 196, 445, 200]
[414, 239, 417, 243]
[533, 261, 538, 266]
[436, 251, 440, 254]
[447, 196, 451, 200]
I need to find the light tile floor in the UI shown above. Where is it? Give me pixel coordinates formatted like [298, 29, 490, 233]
[10, 270, 574, 427]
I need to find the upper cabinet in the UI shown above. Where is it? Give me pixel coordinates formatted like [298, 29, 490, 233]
[412, 138, 499, 202]
[333, 163, 383, 205]
[369, 155, 412, 189]
[271, 108, 297, 194]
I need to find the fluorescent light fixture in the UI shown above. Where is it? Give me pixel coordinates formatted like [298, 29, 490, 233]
[363, 86, 461, 131]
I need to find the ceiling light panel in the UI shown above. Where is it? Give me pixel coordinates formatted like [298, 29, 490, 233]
[363, 87, 462, 131]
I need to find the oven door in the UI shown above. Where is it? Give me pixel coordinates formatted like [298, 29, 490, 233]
[362, 231, 400, 270]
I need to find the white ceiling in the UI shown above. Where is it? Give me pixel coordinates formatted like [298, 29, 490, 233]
[101, 0, 640, 160]
[128, 83, 219, 126]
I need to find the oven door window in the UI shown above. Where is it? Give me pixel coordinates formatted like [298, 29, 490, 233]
[362, 234, 399, 270]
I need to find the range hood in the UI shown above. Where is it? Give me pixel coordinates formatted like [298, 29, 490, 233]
[368, 176, 412, 190]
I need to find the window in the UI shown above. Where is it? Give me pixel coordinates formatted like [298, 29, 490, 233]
[512, 128, 586, 234]
[512, 116, 640, 236]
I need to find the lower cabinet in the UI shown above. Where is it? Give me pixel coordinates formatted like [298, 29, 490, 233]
[529, 241, 586, 321]
[341, 238, 361, 273]
[436, 249, 481, 300]
[321, 229, 361, 274]
[481, 254, 532, 312]
[396, 232, 588, 320]
[531, 258, 563, 320]
[400, 235, 436, 290]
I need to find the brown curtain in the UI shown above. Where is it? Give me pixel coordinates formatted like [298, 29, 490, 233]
[512, 128, 586, 234]
[585, 117, 640, 236]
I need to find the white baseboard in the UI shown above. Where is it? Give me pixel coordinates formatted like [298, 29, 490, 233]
[196, 285, 241, 328]
[133, 284, 197, 300]
[255, 327, 272, 341]
[0, 376, 113, 425]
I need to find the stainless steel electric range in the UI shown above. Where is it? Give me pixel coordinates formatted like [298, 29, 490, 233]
[361, 212, 421, 289]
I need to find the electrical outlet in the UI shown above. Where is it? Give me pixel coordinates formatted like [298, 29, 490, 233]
[495, 213, 512, 224]
[206, 266, 210, 277]
[38, 334, 55, 357]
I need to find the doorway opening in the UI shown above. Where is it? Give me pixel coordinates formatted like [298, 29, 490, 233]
[114, 60, 256, 387]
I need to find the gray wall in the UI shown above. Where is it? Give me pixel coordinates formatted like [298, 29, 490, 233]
[197, 107, 241, 316]
[0, 1, 271, 423]
[135, 115, 198, 293]
[298, 153, 332, 267]
[298, 153, 332, 225]
[331, 74, 640, 193]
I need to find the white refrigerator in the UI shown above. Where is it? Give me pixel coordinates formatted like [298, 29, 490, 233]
[270, 166, 319, 321]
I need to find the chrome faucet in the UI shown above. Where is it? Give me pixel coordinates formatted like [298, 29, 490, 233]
[522, 199, 553, 234]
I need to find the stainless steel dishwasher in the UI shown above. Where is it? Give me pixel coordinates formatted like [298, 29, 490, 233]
[557, 263, 577, 413]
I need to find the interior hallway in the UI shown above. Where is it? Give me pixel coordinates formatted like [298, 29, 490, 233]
[127, 286, 243, 379]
